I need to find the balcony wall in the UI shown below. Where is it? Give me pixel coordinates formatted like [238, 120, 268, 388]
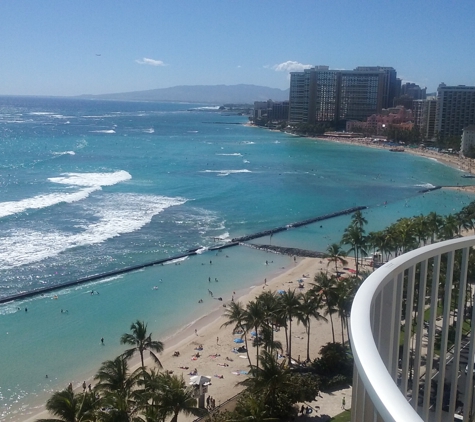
[350, 236, 475, 422]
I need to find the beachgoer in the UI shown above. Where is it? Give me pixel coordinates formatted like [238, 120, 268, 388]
[101, 337, 104, 345]
[88, 384, 92, 392]
[208, 277, 211, 282]
[82, 381, 86, 391]
[195, 329, 198, 336]
[342, 396, 346, 409]
[210, 260, 212, 265]
[300, 405, 305, 414]
[45, 374, 48, 378]
[25, 307, 27, 312]
[216, 336, 219, 344]
[68, 382, 73, 391]
[206, 395, 210, 408]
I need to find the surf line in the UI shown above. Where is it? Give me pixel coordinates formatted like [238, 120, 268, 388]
[0, 206, 367, 305]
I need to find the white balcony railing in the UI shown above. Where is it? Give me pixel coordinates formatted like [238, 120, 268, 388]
[350, 235, 475, 422]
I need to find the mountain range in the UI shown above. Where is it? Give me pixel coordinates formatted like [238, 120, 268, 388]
[79, 84, 290, 104]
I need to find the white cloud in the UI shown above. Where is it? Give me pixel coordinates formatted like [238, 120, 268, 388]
[271, 61, 312, 72]
[135, 58, 167, 66]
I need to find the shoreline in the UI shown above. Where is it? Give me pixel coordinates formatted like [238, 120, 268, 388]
[26, 255, 353, 422]
[19, 131, 475, 421]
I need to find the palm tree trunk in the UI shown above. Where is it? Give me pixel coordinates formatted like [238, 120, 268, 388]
[255, 324, 260, 370]
[341, 316, 345, 344]
[306, 318, 311, 362]
[326, 297, 335, 343]
[243, 335, 252, 368]
[288, 318, 292, 366]
[171, 410, 179, 422]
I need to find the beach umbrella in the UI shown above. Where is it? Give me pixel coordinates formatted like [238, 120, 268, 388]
[233, 338, 244, 343]
[189, 375, 211, 385]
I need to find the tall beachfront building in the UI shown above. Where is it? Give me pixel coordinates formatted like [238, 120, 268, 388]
[288, 66, 398, 124]
[435, 84, 475, 138]
[413, 98, 437, 140]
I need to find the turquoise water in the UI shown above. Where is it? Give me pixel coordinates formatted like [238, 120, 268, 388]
[0, 96, 474, 420]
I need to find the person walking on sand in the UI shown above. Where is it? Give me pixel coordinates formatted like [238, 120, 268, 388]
[216, 336, 219, 345]
[342, 396, 346, 409]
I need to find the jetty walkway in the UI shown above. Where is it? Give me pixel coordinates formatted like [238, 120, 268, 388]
[0, 206, 365, 304]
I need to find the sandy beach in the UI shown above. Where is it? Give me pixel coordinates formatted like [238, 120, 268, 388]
[27, 255, 355, 422]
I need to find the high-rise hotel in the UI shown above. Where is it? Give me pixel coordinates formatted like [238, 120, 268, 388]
[435, 83, 475, 138]
[288, 66, 398, 124]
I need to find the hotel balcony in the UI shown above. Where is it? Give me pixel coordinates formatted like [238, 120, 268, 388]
[350, 236, 475, 422]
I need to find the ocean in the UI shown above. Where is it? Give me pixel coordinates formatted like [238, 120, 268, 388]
[0, 96, 473, 420]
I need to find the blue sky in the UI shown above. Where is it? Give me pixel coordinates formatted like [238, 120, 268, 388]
[1, 0, 474, 96]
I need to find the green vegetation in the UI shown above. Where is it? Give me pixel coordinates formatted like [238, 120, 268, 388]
[330, 410, 351, 422]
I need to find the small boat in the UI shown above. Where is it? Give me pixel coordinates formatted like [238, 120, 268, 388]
[461, 174, 475, 178]
[389, 147, 405, 152]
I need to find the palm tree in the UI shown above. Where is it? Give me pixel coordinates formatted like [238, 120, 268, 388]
[351, 210, 368, 230]
[121, 320, 164, 369]
[312, 272, 338, 343]
[37, 389, 97, 422]
[256, 291, 284, 353]
[153, 373, 204, 422]
[232, 393, 279, 422]
[341, 224, 367, 276]
[243, 350, 292, 411]
[94, 355, 142, 422]
[221, 301, 252, 367]
[244, 300, 266, 369]
[297, 290, 327, 362]
[277, 289, 302, 366]
[325, 243, 348, 275]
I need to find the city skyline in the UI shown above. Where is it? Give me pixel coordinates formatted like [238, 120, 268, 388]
[1, 0, 474, 97]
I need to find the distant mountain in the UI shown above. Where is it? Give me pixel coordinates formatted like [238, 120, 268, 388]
[79, 84, 289, 104]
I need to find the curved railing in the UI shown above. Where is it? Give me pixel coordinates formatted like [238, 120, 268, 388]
[350, 235, 475, 422]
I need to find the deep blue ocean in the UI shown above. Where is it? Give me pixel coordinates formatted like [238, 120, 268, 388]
[0, 96, 474, 420]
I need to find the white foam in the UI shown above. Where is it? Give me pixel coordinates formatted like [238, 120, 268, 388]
[0, 188, 97, 218]
[163, 256, 189, 265]
[216, 153, 242, 156]
[90, 130, 116, 134]
[242, 141, 255, 145]
[52, 151, 75, 156]
[215, 232, 230, 241]
[0, 193, 187, 269]
[200, 169, 251, 177]
[190, 106, 220, 110]
[143, 128, 155, 133]
[0, 171, 132, 218]
[48, 170, 131, 187]
[243, 159, 250, 163]
[415, 183, 436, 189]
[195, 246, 209, 254]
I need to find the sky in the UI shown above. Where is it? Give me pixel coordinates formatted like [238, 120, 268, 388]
[1, 0, 474, 97]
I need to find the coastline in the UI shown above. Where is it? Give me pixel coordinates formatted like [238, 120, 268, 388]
[27, 255, 353, 422]
[18, 129, 475, 422]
